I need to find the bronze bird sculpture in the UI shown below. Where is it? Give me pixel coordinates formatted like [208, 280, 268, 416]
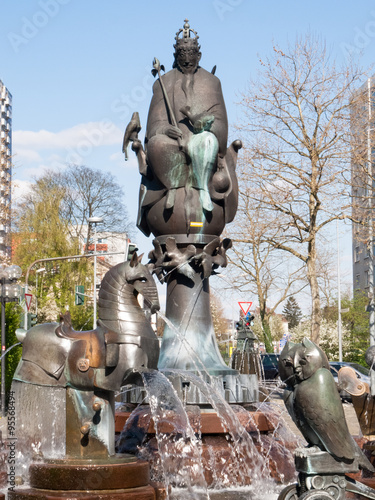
[180, 105, 215, 133]
[279, 338, 374, 471]
[122, 111, 141, 160]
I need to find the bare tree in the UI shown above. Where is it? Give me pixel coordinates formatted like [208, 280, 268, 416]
[227, 193, 306, 351]
[235, 34, 366, 343]
[210, 292, 229, 342]
[46, 165, 134, 249]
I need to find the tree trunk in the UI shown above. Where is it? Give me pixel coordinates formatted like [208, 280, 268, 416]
[307, 236, 321, 344]
[262, 319, 273, 352]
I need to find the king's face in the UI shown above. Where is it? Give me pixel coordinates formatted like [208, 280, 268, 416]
[176, 42, 201, 74]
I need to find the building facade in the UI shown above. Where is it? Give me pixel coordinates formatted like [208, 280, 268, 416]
[0, 80, 12, 260]
[351, 76, 375, 295]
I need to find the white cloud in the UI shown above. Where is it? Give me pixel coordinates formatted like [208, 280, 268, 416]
[13, 121, 123, 151]
[18, 165, 55, 179]
[47, 153, 65, 163]
[12, 121, 125, 168]
[13, 148, 42, 162]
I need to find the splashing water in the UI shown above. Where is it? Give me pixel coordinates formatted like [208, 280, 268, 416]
[167, 370, 276, 495]
[10, 381, 66, 483]
[117, 369, 295, 499]
[129, 291, 300, 497]
[158, 304, 213, 378]
[140, 369, 210, 499]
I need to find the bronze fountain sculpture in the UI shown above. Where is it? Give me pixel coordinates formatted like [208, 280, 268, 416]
[10, 18, 375, 500]
[9, 254, 160, 499]
[277, 338, 375, 500]
[125, 19, 252, 403]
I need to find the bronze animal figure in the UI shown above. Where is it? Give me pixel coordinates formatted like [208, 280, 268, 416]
[14, 253, 160, 392]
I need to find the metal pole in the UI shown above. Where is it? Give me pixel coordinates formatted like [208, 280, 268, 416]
[22, 249, 123, 330]
[35, 268, 45, 318]
[24, 282, 28, 334]
[35, 271, 38, 318]
[1, 285, 5, 416]
[93, 223, 98, 329]
[337, 220, 342, 362]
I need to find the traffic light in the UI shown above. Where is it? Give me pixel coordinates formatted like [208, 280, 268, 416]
[235, 319, 245, 331]
[75, 285, 85, 306]
[245, 313, 255, 329]
[236, 313, 255, 332]
[127, 242, 138, 261]
[27, 313, 37, 329]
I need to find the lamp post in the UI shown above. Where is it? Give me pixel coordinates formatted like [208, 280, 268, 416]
[337, 220, 343, 362]
[35, 267, 46, 317]
[88, 217, 103, 329]
[0, 264, 22, 416]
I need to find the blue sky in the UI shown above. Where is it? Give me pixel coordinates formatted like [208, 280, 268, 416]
[2, 0, 375, 314]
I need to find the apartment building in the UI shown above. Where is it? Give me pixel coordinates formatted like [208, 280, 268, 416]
[0, 80, 12, 260]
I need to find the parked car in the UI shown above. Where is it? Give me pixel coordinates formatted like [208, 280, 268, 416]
[330, 361, 370, 384]
[260, 353, 280, 381]
[329, 362, 370, 401]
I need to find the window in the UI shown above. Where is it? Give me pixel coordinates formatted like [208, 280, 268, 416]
[355, 246, 360, 262]
[356, 274, 360, 288]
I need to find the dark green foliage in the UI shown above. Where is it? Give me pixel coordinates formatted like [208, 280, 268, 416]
[68, 305, 94, 331]
[320, 292, 370, 366]
[341, 291, 370, 366]
[262, 320, 274, 353]
[282, 296, 302, 329]
[0, 303, 23, 395]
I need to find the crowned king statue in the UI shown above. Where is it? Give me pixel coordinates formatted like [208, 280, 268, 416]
[124, 19, 242, 376]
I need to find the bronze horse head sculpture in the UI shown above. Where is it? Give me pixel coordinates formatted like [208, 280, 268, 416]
[14, 253, 160, 392]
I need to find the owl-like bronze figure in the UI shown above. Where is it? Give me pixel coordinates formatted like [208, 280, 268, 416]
[279, 338, 373, 471]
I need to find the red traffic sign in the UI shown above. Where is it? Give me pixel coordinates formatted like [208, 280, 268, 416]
[238, 301, 252, 316]
[25, 293, 33, 311]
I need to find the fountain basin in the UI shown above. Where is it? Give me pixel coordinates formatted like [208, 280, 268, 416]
[115, 406, 275, 434]
[8, 456, 156, 499]
[116, 404, 300, 490]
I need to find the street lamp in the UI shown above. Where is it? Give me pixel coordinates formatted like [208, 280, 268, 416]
[35, 267, 46, 317]
[88, 217, 103, 329]
[0, 264, 22, 416]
